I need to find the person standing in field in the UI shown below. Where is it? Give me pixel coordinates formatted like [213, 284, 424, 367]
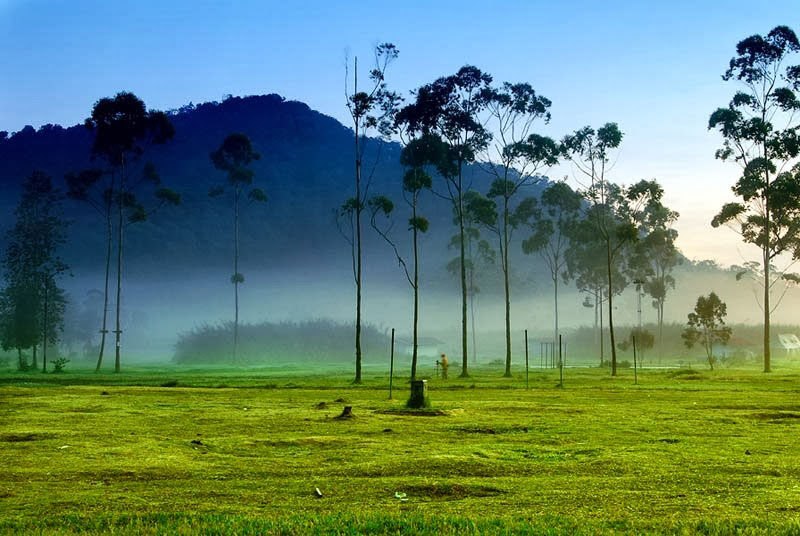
[440, 353, 449, 380]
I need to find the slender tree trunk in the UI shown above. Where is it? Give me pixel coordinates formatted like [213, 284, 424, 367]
[114, 157, 125, 373]
[42, 281, 48, 373]
[762, 109, 771, 373]
[17, 348, 23, 371]
[349, 58, 365, 384]
[470, 276, 477, 365]
[502, 196, 512, 378]
[354, 137, 363, 384]
[32, 345, 37, 370]
[411, 202, 419, 381]
[598, 288, 604, 366]
[658, 299, 664, 365]
[763, 246, 771, 372]
[233, 187, 240, 363]
[457, 172, 469, 378]
[96, 197, 113, 372]
[553, 275, 559, 362]
[96, 173, 115, 372]
[607, 241, 617, 376]
[467, 230, 477, 364]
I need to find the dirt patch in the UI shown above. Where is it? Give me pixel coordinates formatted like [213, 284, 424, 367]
[402, 483, 505, 500]
[453, 425, 529, 434]
[0, 432, 55, 442]
[375, 408, 450, 416]
[751, 412, 800, 423]
[314, 402, 328, 410]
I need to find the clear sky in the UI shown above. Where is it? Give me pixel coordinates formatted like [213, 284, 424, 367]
[1, 0, 798, 267]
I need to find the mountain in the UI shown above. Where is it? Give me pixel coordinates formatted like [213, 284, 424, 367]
[0, 94, 524, 286]
[7, 93, 790, 361]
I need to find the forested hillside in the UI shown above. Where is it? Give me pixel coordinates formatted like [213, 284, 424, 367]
[0, 94, 507, 280]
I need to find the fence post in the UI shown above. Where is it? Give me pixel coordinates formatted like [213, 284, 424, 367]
[389, 328, 395, 399]
[525, 329, 529, 390]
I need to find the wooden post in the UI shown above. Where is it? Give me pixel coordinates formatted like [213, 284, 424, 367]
[558, 334, 564, 388]
[525, 329, 529, 390]
[633, 335, 638, 385]
[389, 328, 395, 400]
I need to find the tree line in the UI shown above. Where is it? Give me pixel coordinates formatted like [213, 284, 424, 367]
[343, 24, 799, 388]
[1, 26, 797, 383]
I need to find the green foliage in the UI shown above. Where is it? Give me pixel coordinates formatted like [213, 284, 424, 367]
[683, 292, 733, 370]
[0, 171, 69, 366]
[709, 26, 800, 372]
[51, 357, 69, 373]
[408, 216, 429, 232]
[173, 319, 390, 364]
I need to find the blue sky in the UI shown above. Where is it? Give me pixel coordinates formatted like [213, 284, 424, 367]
[1, 0, 798, 266]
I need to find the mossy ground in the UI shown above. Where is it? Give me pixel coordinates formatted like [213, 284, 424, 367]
[1, 363, 800, 534]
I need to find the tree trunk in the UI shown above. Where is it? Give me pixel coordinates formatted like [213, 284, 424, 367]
[353, 138, 362, 383]
[233, 186, 240, 363]
[607, 241, 617, 376]
[411, 202, 420, 381]
[502, 195, 512, 378]
[763, 247, 771, 372]
[598, 289, 604, 366]
[467, 230, 477, 364]
[96, 173, 114, 372]
[458, 171, 469, 378]
[762, 108, 771, 374]
[32, 345, 37, 370]
[42, 281, 48, 373]
[553, 275, 559, 363]
[657, 298, 664, 365]
[114, 157, 125, 373]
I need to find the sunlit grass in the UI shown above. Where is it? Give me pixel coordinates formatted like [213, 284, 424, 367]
[1, 363, 800, 534]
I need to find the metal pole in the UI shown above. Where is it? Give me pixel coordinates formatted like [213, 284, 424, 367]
[389, 328, 395, 399]
[525, 329, 529, 390]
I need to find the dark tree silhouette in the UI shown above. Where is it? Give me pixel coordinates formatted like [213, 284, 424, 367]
[373, 133, 447, 380]
[0, 171, 69, 371]
[709, 25, 800, 373]
[65, 168, 114, 371]
[682, 292, 732, 370]
[209, 133, 264, 362]
[340, 43, 400, 384]
[627, 202, 680, 359]
[84, 91, 177, 372]
[396, 66, 493, 377]
[477, 82, 559, 377]
[521, 181, 582, 362]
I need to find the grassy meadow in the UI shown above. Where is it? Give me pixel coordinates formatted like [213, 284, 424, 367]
[2, 362, 800, 534]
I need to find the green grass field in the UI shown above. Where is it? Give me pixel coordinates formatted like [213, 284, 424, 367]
[2, 363, 800, 534]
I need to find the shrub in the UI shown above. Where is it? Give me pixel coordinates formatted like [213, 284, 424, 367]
[174, 319, 391, 365]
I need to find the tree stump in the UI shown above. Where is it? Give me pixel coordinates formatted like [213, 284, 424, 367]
[335, 406, 354, 419]
[407, 380, 429, 409]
